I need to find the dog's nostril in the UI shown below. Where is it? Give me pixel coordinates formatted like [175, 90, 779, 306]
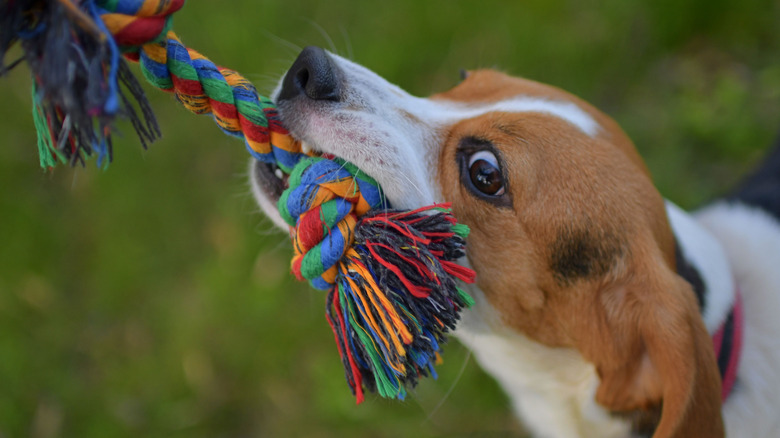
[295, 68, 310, 92]
[279, 46, 341, 102]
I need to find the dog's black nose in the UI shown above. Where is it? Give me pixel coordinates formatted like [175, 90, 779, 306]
[278, 46, 341, 102]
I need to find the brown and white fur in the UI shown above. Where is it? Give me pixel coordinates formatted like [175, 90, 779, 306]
[251, 47, 780, 437]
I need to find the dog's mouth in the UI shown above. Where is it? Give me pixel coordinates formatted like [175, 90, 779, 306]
[252, 159, 289, 205]
[252, 140, 334, 205]
[251, 134, 366, 230]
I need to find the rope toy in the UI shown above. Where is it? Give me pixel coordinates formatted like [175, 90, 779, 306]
[0, 0, 476, 403]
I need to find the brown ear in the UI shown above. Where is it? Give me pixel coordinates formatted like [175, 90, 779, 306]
[586, 258, 724, 438]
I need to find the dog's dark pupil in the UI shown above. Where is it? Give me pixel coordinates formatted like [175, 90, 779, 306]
[470, 159, 503, 194]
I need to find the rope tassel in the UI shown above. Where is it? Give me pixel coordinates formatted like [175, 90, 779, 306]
[1, 0, 477, 403]
[331, 208, 476, 401]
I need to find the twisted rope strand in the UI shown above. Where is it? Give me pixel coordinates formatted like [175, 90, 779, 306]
[98, 0, 303, 171]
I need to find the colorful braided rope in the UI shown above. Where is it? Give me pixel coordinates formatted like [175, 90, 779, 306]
[97, 0, 303, 172]
[2, 0, 476, 404]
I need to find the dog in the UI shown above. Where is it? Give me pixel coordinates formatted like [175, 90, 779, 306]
[250, 46, 780, 437]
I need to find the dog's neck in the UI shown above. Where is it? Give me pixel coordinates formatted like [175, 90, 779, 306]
[454, 201, 737, 438]
[665, 201, 737, 334]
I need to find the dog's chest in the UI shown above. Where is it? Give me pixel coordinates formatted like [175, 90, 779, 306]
[455, 285, 633, 438]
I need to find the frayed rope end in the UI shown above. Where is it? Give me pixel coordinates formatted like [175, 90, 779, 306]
[326, 206, 475, 402]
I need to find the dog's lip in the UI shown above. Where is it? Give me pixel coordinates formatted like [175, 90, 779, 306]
[253, 159, 288, 204]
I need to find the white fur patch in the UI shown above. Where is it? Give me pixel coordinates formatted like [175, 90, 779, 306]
[431, 97, 601, 137]
[666, 201, 735, 332]
[695, 201, 780, 436]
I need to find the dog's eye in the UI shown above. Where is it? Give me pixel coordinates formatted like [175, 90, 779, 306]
[457, 138, 511, 207]
[467, 150, 505, 196]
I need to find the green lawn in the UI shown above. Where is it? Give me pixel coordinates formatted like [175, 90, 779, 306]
[1, 1, 778, 437]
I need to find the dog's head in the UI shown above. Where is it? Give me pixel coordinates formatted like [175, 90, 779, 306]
[251, 47, 723, 437]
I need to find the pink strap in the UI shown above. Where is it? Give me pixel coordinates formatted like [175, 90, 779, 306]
[712, 289, 744, 401]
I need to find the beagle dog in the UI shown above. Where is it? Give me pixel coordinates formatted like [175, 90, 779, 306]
[251, 46, 780, 437]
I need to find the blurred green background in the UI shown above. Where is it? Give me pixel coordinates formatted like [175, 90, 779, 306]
[1, 1, 779, 437]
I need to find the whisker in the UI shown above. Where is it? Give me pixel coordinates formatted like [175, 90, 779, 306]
[259, 29, 303, 55]
[256, 220, 288, 237]
[398, 171, 427, 201]
[259, 231, 292, 253]
[303, 18, 339, 55]
[339, 25, 354, 60]
[425, 349, 473, 422]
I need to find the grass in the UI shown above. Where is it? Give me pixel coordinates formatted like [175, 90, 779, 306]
[0, 0, 778, 436]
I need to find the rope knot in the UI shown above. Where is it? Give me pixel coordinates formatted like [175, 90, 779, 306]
[278, 157, 385, 290]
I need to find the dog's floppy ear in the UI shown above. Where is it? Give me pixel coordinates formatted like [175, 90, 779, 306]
[584, 253, 724, 438]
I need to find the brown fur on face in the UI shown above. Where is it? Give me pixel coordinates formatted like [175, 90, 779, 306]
[434, 71, 723, 437]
